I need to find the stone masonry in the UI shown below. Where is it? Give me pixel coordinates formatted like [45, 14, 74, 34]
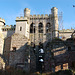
[0, 7, 75, 72]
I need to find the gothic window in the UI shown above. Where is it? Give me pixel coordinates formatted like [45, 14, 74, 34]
[38, 23, 43, 33]
[46, 23, 51, 33]
[30, 23, 35, 33]
[20, 27, 22, 31]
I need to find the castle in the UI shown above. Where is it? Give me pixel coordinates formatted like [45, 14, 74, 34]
[0, 7, 75, 72]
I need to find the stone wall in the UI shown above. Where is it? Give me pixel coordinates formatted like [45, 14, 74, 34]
[59, 29, 74, 40]
[44, 39, 68, 72]
[9, 33, 31, 71]
[0, 57, 5, 70]
[2, 30, 15, 38]
[0, 33, 4, 55]
[4, 36, 11, 64]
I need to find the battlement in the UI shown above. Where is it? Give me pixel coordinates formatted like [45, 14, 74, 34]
[30, 14, 51, 19]
[16, 16, 28, 21]
[51, 7, 57, 10]
[2, 25, 15, 31]
[0, 18, 5, 24]
[59, 29, 74, 33]
[24, 8, 30, 11]
[2, 25, 15, 28]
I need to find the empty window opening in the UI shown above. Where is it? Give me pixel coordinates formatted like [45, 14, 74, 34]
[38, 23, 43, 33]
[20, 27, 22, 31]
[12, 47, 16, 51]
[30, 23, 35, 33]
[68, 46, 71, 51]
[46, 23, 51, 33]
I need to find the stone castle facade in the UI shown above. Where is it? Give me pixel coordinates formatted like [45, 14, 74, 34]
[0, 7, 75, 72]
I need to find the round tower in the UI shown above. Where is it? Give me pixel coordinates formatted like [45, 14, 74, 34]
[51, 7, 59, 38]
[0, 18, 5, 32]
[24, 8, 30, 18]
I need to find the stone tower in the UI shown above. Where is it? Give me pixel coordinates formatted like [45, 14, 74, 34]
[24, 8, 30, 18]
[0, 18, 5, 54]
[0, 18, 5, 32]
[15, 8, 30, 39]
[51, 7, 58, 38]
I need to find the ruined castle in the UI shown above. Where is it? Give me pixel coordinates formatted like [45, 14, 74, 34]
[0, 7, 75, 72]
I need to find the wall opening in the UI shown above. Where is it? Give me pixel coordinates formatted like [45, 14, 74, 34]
[46, 23, 51, 33]
[20, 27, 22, 31]
[38, 23, 43, 33]
[12, 47, 16, 51]
[30, 23, 35, 33]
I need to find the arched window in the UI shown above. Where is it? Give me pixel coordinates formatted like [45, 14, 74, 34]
[30, 23, 35, 33]
[46, 23, 51, 33]
[38, 23, 43, 33]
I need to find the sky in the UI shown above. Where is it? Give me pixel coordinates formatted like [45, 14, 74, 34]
[0, 0, 75, 29]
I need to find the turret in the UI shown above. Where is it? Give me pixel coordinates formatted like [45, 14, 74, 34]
[51, 7, 59, 38]
[15, 17, 30, 39]
[24, 8, 30, 18]
[51, 7, 58, 17]
[0, 18, 5, 54]
[0, 18, 5, 32]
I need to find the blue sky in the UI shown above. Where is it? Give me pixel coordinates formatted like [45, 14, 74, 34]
[0, 0, 75, 29]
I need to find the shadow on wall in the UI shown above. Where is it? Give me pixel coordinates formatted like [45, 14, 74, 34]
[3, 36, 11, 65]
[9, 42, 36, 72]
[2, 32, 75, 73]
[3, 33, 36, 72]
[44, 37, 75, 72]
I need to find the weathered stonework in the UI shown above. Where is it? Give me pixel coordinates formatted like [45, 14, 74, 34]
[0, 32, 4, 54]
[9, 33, 31, 71]
[0, 7, 75, 72]
[0, 57, 5, 70]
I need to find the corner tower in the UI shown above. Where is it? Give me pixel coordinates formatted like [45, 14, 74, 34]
[0, 18, 5, 54]
[51, 7, 59, 38]
[15, 8, 30, 39]
[0, 18, 5, 32]
[24, 8, 30, 18]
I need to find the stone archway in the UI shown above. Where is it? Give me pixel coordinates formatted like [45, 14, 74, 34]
[30, 23, 35, 33]
[46, 22, 51, 33]
[38, 22, 43, 33]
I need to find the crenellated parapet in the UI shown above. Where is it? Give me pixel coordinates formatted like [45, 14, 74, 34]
[59, 29, 74, 33]
[30, 14, 51, 19]
[2, 25, 16, 31]
[16, 16, 28, 21]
